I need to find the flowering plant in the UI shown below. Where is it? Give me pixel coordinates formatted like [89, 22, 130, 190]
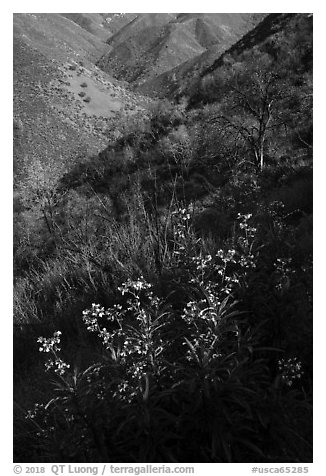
[24, 206, 310, 462]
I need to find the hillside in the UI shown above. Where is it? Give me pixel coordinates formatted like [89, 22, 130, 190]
[97, 13, 261, 85]
[60, 13, 138, 40]
[13, 13, 313, 464]
[186, 12, 312, 108]
[13, 13, 151, 186]
[60, 13, 112, 40]
[14, 13, 106, 63]
[137, 13, 302, 99]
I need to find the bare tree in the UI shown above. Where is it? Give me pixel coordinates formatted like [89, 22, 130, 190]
[202, 51, 292, 172]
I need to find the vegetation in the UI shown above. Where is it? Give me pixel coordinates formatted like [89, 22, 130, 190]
[14, 13, 312, 463]
[61, 13, 93, 35]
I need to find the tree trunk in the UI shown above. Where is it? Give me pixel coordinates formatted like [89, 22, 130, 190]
[260, 146, 264, 171]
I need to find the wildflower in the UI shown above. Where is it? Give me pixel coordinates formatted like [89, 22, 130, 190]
[45, 358, 70, 375]
[237, 213, 252, 220]
[25, 403, 46, 420]
[278, 357, 304, 386]
[37, 331, 70, 376]
[38, 331, 62, 353]
[274, 258, 294, 293]
[118, 276, 152, 295]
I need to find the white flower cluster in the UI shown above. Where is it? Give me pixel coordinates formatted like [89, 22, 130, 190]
[80, 277, 166, 403]
[237, 213, 257, 237]
[118, 276, 152, 295]
[278, 357, 304, 386]
[38, 331, 62, 353]
[82, 303, 123, 332]
[274, 257, 294, 292]
[45, 357, 70, 375]
[37, 331, 70, 376]
[171, 208, 191, 221]
[217, 249, 237, 264]
[25, 403, 45, 420]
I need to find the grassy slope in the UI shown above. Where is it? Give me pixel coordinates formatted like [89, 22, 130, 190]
[13, 36, 97, 183]
[106, 13, 178, 45]
[60, 13, 112, 40]
[138, 14, 298, 101]
[13, 13, 312, 463]
[13, 13, 151, 184]
[14, 13, 106, 63]
[97, 13, 258, 86]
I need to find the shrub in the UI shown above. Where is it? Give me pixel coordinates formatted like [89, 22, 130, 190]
[78, 91, 86, 98]
[83, 96, 91, 103]
[80, 82, 88, 88]
[22, 208, 312, 462]
[26, 276, 256, 461]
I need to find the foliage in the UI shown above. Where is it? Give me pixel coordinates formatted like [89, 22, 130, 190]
[14, 15, 312, 462]
[17, 208, 312, 462]
[191, 14, 312, 172]
[62, 13, 94, 34]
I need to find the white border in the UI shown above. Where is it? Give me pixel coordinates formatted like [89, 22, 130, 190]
[4, 2, 322, 474]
